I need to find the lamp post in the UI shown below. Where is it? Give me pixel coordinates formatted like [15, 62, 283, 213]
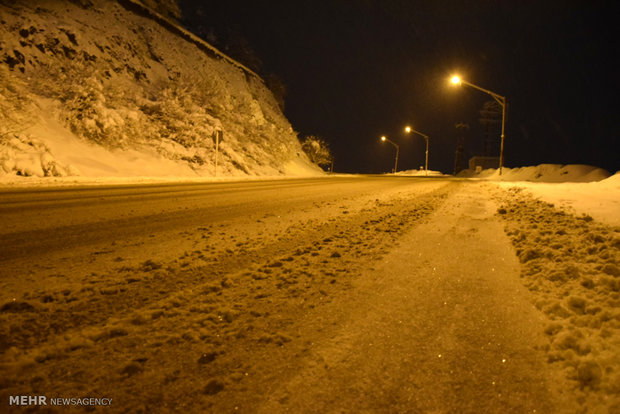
[404, 125, 430, 176]
[450, 75, 507, 175]
[213, 129, 223, 177]
[380, 135, 399, 173]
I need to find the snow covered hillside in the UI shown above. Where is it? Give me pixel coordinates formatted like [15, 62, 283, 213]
[0, 0, 320, 179]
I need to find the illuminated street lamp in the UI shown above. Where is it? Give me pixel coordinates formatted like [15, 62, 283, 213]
[380, 135, 399, 173]
[450, 75, 507, 175]
[404, 125, 430, 176]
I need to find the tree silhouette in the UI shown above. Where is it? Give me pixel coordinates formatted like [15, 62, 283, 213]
[266, 73, 287, 111]
[301, 135, 333, 169]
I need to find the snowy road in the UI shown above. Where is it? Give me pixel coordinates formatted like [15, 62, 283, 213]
[0, 177, 427, 265]
[0, 177, 582, 412]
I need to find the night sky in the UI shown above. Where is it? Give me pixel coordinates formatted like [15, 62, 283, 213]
[179, 0, 619, 174]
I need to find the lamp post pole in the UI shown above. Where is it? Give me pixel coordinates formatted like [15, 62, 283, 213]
[498, 95, 506, 175]
[451, 76, 507, 175]
[405, 126, 430, 176]
[213, 129, 222, 177]
[380, 136, 399, 173]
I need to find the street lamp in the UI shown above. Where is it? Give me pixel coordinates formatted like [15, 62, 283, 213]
[380, 135, 399, 173]
[450, 75, 507, 175]
[404, 125, 430, 176]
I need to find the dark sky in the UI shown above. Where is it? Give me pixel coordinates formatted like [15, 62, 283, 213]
[179, 0, 619, 174]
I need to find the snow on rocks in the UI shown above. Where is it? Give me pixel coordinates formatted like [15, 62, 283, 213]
[496, 187, 620, 411]
[0, 1, 320, 180]
[0, 132, 78, 177]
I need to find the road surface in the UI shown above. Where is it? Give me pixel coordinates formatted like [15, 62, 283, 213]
[0, 176, 574, 412]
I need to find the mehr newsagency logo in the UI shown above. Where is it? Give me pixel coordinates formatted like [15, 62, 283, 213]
[9, 395, 112, 407]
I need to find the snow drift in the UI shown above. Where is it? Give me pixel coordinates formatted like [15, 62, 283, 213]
[0, 0, 320, 179]
[457, 165, 618, 226]
[458, 164, 610, 183]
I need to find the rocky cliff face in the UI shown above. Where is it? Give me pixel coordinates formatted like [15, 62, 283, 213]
[0, 0, 318, 178]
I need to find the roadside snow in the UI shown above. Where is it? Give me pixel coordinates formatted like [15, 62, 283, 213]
[494, 187, 620, 411]
[498, 173, 620, 227]
[395, 169, 448, 177]
[459, 164, 610, 183]
[459, 164, 619, 227]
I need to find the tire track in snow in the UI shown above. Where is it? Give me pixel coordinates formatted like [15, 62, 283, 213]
[0, 180, 453, 412]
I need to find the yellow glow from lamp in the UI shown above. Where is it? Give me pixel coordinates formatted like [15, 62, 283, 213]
[450, 75, 461, 85]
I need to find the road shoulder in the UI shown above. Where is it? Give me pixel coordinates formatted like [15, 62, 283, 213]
[257, 182, 573, 413]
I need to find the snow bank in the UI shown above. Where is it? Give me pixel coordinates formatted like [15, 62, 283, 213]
[394, 169, 449, 177]
[497, 172, 620, 227]
[458, 164, 618, 226]
[459, 164, 610, 183]
[497, 189, 620, 410]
